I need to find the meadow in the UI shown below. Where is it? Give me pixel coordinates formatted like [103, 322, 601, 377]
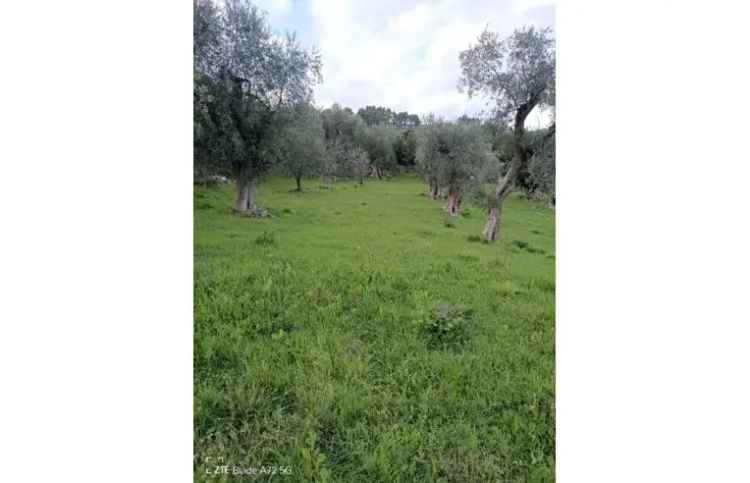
[194, 175, 555, 482]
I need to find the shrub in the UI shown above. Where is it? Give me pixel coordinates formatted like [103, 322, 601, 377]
[417, 302, 473, 349]
[255, 231, 277, 247]
[467, 235, 482, 243]
[511, 239, 545, 255]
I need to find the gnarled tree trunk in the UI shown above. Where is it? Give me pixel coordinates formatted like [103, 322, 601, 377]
[428, 178, 439, 199]
[445, 188, 461, 216]
[234, 167, 257, 213]
[234, 172, 249, 212]
[481, 96, 539, 242]
[483, 198, 503, 241]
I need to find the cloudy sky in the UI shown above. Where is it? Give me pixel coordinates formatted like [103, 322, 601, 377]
[254, 0, 555, 126]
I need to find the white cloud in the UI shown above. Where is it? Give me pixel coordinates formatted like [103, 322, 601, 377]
[254, 0, 292, 14]
[308, 0, 555, 123]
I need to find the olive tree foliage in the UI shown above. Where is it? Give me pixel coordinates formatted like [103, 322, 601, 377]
[358, 125, 398, 179]
[414, 114, 443, 197]
[320, 103, 369, 183]
[393, 129, 418, 167]
[270, 104, 326, 191]
[459, 26, 555, 240]
[193, 0, 322, 213]
[416, 121, 495, 216]
[329, 142, 370, 184]
[526, 125, 555, 205]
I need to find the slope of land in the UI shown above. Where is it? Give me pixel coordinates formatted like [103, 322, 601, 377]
[194, 175, 555, 482]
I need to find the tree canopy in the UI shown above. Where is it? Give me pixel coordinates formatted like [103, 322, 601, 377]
[271, 103, 327, 191]
[356, 105, 421, 128]
[193, 0, 322, 211]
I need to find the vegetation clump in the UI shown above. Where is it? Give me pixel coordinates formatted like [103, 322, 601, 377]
[512, 239, 546, 255]
[254, 231, 277, 246]
[418, 302, 474, 349]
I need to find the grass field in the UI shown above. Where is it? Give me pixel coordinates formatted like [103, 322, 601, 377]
[194, 175, 555, 482]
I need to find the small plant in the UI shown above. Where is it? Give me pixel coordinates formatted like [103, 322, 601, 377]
[511, 239, 545, 255]
[237, 206, 272, 218]
[282, 208, 292, 214]
[460, 209, 472, 218]
[467, 234, 482, 243]
[417, 302, 473, 349]
[443, 218, 456, 228]
[299, 428, 332, 483]
[255, 231, 277, 247]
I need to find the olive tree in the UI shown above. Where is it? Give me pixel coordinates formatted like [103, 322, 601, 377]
[416, 121, 494, 216]
[459, 26, 555, 240]
[328, 141, 370, 184]
[320, 103, 370, 183]
[271, 104, 326, 191]
[415, 130, 441, 199]
[394, 129, 418, 167]
[321, 103, 365, 143]
[357, 125, 398, 179]
[193, 0, 322, 214]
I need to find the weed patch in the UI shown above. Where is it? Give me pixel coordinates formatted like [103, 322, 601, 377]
[255, 231, 277, 247]
[417, 302, 474, 349]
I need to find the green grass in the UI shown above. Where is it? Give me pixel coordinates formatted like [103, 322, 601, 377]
[194, 174, 555, 482]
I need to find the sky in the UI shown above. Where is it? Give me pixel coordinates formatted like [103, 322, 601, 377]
[253, 0, 555, 127]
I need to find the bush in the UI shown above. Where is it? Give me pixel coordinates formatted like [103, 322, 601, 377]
[417, 302, 473, 349]
[255, 231, 277, 247]
[511, 239, 545, 255]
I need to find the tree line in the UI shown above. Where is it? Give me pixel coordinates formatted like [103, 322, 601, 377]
[194, 0, 555, 241]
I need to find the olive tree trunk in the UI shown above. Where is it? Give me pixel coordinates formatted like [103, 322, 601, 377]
[445, 189, 461, 216]
[234, 168, 257, 213]
[482, 97, 536, 241]
[483, 199, 503, 241]
[429, 178, 439, 199]
[295, 176, 302, 192]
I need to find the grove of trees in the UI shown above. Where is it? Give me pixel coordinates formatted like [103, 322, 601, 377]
[194, 0, 555, 241]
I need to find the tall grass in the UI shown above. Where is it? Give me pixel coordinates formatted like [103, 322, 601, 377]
[194, 175, 555, 482]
